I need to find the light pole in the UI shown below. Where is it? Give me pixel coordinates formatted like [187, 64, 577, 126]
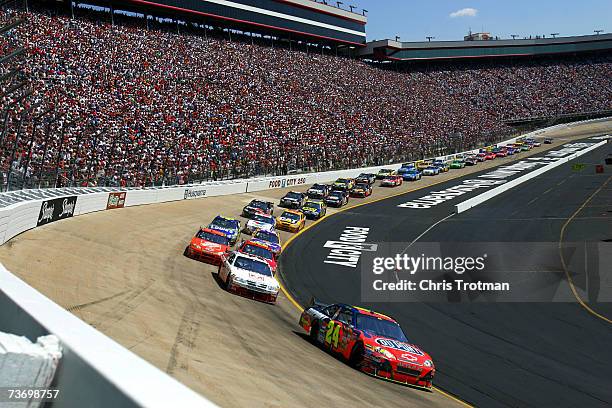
[551, 33, 559, 38]
[594, 30, 603, 35]
[426, 36, 435, 42]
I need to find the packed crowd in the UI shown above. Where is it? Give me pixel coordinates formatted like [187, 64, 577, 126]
[1, 10, 611, 188]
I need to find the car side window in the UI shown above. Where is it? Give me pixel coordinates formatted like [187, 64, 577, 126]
[336, 309, 353, 326]
[323, 305, 339, 318]
[227, 253, 236, 264]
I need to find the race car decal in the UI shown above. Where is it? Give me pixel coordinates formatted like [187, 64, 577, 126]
[375, 338, 424, 355]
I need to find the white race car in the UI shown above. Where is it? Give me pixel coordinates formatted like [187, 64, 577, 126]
[422, 166, 440, 176]
[244, 213, 276, 234]
[218, 252, 279, 303]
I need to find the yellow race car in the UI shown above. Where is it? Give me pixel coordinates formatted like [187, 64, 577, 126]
[276, 209, 306, 233]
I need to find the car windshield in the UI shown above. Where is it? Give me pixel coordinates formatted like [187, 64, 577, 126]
[329, 192, 343, 198]
[358, 174, 368, 178]
[286, 192, 302, 199]
[254, 230, 279, 244]
[355, 314, 408, 342]
[281, 211, 300, 221]
[305, 202, 321, 210]
[336, 179, 349, 184]
[234, 256, 272, 276]
[250, 200, 268, 209]
[253, 214, 273, 224]
[196, 230, 229, 245]
[355, 184, 368, 189]
[311, 184, 325, 191]
[426, 167, 436, 170]
[211, 217, 237, 230]
[241, 244, 273, 260]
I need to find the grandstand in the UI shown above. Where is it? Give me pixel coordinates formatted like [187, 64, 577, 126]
[0, 3, 610, 192]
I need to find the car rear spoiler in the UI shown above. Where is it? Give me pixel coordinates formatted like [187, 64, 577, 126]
[305, 296, 329, 310]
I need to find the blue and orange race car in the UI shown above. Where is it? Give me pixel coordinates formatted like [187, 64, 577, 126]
[299, 300, 435, 390]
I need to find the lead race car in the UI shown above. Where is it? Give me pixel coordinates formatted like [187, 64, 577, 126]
[299, 300, 435, 390]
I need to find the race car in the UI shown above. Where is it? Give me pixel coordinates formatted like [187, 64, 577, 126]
[242, 199, 274, 218]
[252, 229, 281, 256]
[237, 239, 277, 273]
[184, 228, 230, 265]
[400, 168, 422, 181]
[301, 199, 327, 219]
[332, 178, 355, 191]
[279, 191, 306, 209]
[492, 148, 507, 158]
[422, 166, 440, 176]
[218, 251, 279, 304]
[299, 301, 435, 390]
[376, 169, 395, 179]
[307, 184, 331, 199]
[396, 167, 416, 179]
[544, 138, 553, 144]
[208, 215, 241, 245]
[464, 155, 478, 166]
[433, 161, 449, 173]
[484, 152, 496, 160]
[355, 173, 376, 186]
[449, 159, 465, 169]
[381, 175, 403, 187]
[476, 152, 487, 162]
[325, 190, 349, 207]
[275, 209, 306, 233]
[504, 147, 516, 156]
[350, 183, 372, 198]
[243, 213, 276, 235]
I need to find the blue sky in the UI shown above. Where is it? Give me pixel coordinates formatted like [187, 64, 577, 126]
[352, 1, 611, 42]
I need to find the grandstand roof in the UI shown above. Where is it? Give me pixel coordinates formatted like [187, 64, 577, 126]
[360, 33, 612, 61]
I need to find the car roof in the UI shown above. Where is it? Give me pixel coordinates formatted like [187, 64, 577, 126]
[199, 228, 229, 237]
[242, 239, 272, 250]
[233, 251, 271, 264]
[329, 304, 397, 322]
[214, 215, 238, 222]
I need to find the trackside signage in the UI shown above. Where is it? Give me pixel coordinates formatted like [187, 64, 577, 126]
[398, 142, 599, 209]
[37, 196, 78, 226]
[324, 226, 378, 268]
[184, 188, 207, 200]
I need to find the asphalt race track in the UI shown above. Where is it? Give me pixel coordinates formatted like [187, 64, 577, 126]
[280, 137, 612, 407]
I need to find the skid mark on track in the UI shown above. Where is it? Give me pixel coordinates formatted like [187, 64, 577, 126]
[66, 288, 132, 313]
[166, 303, 202, 374]
[91, 279, 155, 331]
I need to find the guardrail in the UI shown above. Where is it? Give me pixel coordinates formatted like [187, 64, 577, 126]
[0, 116, 609, 407]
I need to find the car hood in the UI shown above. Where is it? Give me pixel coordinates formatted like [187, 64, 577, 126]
[278, 216, 298, 224]
[363, 335, 432, 365]
[191, 237, 228, 253]
[302, 206, 319, 212]
[232, 267, 276, 285]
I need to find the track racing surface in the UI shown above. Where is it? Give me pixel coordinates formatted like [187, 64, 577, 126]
[281, 135, 612, 407]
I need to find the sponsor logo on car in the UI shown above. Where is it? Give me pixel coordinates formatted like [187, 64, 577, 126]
[37, 196, 78, 227]
[375, 338, 424, 355]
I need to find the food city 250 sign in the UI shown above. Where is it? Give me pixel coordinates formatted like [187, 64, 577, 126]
[37, 196, 78, 227]
[268, 177, 306, 189]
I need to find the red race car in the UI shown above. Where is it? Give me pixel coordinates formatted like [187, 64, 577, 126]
[380, 175, 403, 187]
[299, 300, 435, 390]
[237, 239, 277, 273]
[484, 152, 496, 160]
[185, 228, 230, 265]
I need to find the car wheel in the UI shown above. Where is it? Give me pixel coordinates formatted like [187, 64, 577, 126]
[225, 273, 233, 290]
[349, 342, 364, 367]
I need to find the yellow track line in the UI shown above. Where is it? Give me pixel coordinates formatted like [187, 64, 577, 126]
[558, 175, 612, 324]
